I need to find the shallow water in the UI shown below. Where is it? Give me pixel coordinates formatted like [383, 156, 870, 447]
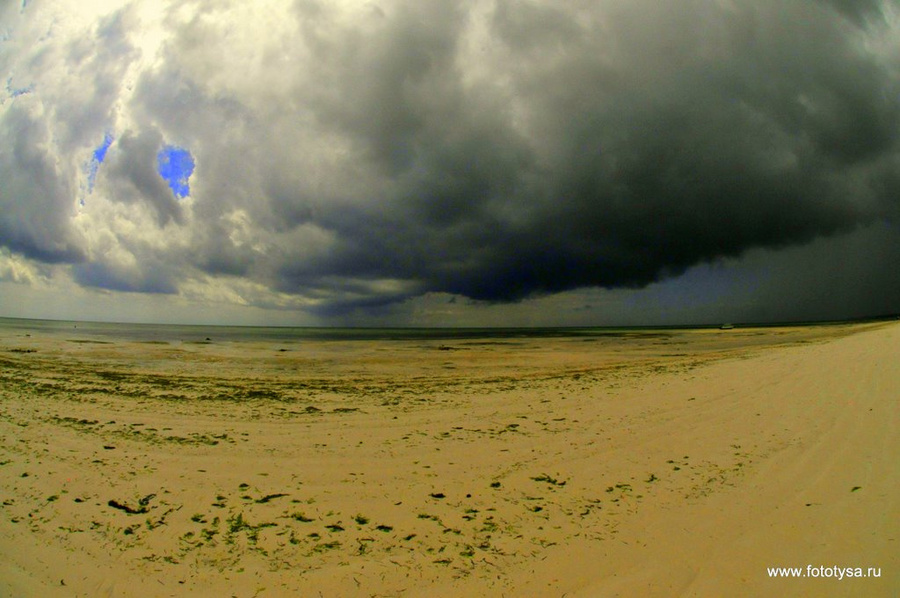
[0, 316, 718, 343]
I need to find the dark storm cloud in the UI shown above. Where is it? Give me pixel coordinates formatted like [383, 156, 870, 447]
[241, 0, 900, 310]
[706, 220, 900, 323]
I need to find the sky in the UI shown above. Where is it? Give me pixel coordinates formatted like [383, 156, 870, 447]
[1, 0, 900, 327]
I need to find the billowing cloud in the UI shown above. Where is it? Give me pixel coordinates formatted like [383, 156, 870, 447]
[1, 0, 899, 322]
[101, 128, 185, 227]
[0, 101, 86, 263]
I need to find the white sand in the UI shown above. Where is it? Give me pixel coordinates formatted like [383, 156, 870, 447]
[0, 322, 897, 596]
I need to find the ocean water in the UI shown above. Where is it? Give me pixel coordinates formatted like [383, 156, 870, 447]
[0, 316, 695, 344]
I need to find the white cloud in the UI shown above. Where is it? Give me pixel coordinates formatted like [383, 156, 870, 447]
[0, 246, 46, 284]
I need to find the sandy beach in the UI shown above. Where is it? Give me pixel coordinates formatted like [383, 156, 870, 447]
[0, 320, 897, 597]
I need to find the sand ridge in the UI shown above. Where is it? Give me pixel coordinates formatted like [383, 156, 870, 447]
[0, 321, 897, 596]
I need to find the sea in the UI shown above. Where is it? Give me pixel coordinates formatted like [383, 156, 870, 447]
[0, 316, 871, 345]
[0, 316, 705, 344]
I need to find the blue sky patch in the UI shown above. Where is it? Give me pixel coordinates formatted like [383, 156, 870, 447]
[93, 132, 113, 163]
[86, 132, 113, 195]
[157, 145, 195, 199]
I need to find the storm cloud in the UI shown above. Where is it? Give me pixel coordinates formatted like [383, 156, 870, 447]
[1, 0, 899, 321]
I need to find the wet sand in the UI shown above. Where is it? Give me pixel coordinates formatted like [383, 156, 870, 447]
[0, 321, 897, 596]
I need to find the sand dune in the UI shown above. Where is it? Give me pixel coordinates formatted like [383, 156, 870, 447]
[0, 321, 897, 596]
